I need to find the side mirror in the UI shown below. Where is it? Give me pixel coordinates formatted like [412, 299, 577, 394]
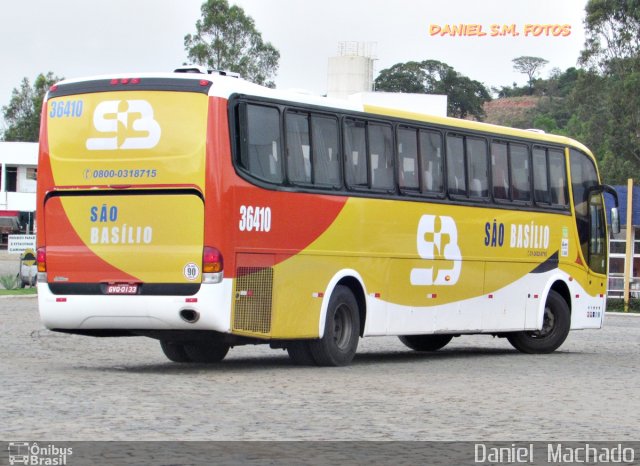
[611, 207, 620, 234]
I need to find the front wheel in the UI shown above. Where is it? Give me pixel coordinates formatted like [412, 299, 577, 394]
[309, 285, 360, 366]
[507, 290, 570, 354]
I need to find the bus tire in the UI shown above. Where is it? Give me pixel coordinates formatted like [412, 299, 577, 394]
[506, 290, 570, 354]
[287, 341, 317, 365]
[309, 285, 360, 366]
[184, 341, 230, 363]
[398, 334, 453, 352]
[160, 340, 192, 363]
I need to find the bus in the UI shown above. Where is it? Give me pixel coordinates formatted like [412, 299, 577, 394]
[36, 68, 619, 366]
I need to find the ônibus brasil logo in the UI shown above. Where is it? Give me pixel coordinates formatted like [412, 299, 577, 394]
[7, 442, 73, 465]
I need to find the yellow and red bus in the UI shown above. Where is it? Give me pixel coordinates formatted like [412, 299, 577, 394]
[36, 69, 619, 366]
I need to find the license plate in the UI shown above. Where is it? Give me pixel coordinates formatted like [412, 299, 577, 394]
[106, 284, 138, 295]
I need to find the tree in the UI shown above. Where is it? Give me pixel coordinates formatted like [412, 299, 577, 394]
[566, 0, 640, 183]
[184, 0, 280, 87]
[374, 60, 491, 120]
[580, 0, 640, 73]
[2, 72, 61, 142]
[512, 56, 548, 94]
[373, 61, 427, 93]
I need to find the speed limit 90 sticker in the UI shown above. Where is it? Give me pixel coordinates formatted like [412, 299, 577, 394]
[183, 262, 200, 281]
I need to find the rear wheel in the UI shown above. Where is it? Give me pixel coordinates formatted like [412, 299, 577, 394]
[399, 334, 453, 352]
[184, 341, 230, 363]
[287, 341, 317, 366]
[309, 285, 360, 366]
[160, 340, 192, 363]
[507, 290, 570, 354]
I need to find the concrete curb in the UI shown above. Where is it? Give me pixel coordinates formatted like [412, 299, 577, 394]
[0, 294, 37, 299]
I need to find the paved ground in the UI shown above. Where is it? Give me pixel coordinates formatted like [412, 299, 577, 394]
[1, 297, 639, 442]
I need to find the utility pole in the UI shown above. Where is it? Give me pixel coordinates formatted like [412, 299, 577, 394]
[624, 179, 633, 312]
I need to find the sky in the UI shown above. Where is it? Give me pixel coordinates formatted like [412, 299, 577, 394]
[1, 0, 588, 127]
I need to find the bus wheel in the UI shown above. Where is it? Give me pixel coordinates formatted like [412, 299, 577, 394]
[506, 290, 570, 354]
[309, 285, 360, 366]
[287, 341, 317, 365]
[184, 341, 230, 363]
[160, 340, 192, 363]
[398, 334, 453, 352]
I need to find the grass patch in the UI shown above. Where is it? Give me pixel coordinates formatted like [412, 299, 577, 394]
[0, 288, 37, 296]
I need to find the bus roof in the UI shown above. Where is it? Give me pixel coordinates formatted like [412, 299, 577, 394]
[51, 71, 594, 157]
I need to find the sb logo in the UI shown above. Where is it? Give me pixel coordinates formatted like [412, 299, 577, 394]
[86, 100, 161, 150]
[410, 215, 462, 286]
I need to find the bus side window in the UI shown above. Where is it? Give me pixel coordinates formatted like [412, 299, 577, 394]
[242, 104, 283, 183]
[285, 112, 311, 185]
[344, 119, 368, 189]
[420, 130, 444, 195]
[510, 143, 530, 202]
[491, 142, 509, 200]
[548, 149, 568, 207]
[397, 128, 419, 191]
[467, 137, 488, 199]
[369, 123, 394, 191]
[532, 147, 549, 204]
[446, 135, 466, 197]
[311, 115, 341, 188]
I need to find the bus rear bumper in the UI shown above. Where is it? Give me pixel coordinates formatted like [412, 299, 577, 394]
[37, 279, 234, 333]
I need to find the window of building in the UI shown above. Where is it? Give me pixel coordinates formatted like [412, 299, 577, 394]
[5, 166, 18, 192]
[26, 168, 37, 181]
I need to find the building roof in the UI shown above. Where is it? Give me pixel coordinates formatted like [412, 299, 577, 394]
[0, 142, 38, 166]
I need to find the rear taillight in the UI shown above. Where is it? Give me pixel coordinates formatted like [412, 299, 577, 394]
[37, 247, 46, 272]
[203, 246, 223, 273]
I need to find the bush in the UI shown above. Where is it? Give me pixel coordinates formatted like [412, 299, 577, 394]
[606, 298, 640, 313]
[0, 274, 19, 290]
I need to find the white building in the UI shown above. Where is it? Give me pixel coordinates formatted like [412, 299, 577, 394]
[327, 41, 447, 117]
[327, 42, 376, 100]
[0, 142, 38, 246]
